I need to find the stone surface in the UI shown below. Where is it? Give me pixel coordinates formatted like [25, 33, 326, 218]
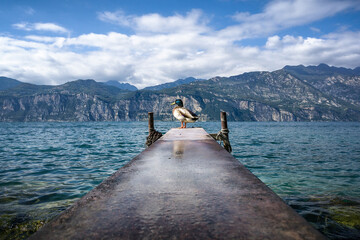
[31, 128, 325, 240]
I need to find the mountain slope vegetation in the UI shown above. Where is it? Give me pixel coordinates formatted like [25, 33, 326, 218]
[1, 64, 359, 122]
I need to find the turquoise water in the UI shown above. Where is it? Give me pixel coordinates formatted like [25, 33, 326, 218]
[0, 122, 360, 239]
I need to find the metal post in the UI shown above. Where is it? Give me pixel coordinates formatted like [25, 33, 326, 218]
[148, 112, 154, 132]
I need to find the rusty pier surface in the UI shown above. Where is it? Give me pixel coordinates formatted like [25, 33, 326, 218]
[31, 128, 325, 240]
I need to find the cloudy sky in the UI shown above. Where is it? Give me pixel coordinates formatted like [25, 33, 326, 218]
[1, 0, 360, 88]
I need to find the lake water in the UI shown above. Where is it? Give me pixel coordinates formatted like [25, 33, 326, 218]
[0, 122, 359, 239]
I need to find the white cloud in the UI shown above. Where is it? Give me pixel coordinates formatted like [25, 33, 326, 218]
[265, 35, 281, 49]
[13, 22, 69, 34]
[222, 0, 359, 39]
[25, 35, 60, 43]
[21, 7, 35, 15]
[1, 0, 360, 88]
[12, 23, 32, 31]
[97, 10, 134, 27]
[33, 23, 68, 33]
[262, 31, 360, 68]
[2, 29, 359, 88]
[98, 9, 209, 34]
[135, 9, 209, 33]
[310, 27, 321, 33]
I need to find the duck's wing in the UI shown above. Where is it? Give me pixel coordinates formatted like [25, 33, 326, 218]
[178, 108, 198, 119]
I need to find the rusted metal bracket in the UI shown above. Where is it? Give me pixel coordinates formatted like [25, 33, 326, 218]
[145, 112, 162, 147]
[210, 111, 232, 153]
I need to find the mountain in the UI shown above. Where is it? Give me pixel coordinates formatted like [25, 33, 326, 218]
[284, 63, 356, 75]
[157, 69, 360, 121]
[283, 64, 360, 106]
[143, 77, 205, 91]
[0, 65, 360, 122]
[354, 67, 360, 75]
[0, 77, 22, 91]
[0, 79, 131, 121]
[104, 80, 138, 91]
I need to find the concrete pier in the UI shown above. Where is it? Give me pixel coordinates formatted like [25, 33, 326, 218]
[31, 128, 325, 239]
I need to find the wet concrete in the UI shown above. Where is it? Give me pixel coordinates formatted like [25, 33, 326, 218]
[31, 128, 325, 239]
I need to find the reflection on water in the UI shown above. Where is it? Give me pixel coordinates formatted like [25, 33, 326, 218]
[0, 121, 359, 239]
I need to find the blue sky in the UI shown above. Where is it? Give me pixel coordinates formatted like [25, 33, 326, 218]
[0, 0, 360, 88]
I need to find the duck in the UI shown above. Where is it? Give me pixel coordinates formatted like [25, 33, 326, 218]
[171, 99, 199, 128]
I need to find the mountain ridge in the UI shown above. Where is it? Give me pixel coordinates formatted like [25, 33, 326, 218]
[104, 81, 138, 91]
[143, 77, 206, 91]
[0, 77, 22, 91]
[1, 64, 360, 122]
[283, 64, 360, 106]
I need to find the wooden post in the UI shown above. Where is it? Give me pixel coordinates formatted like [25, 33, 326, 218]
[209, 112, 232, 153]
[220, 111, 232, 153]
[148, 112, 154, 132]
[146, 112, 162, 147]
[220, 111, 229, 138]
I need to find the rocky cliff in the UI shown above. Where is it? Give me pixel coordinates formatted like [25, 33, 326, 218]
[1, 64, 360, 122]
[284, 64, 360, 107]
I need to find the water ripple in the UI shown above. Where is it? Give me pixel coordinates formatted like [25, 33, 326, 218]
[0, 121, 359, 239]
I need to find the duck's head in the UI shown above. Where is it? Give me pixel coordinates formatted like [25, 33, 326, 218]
[171, 99, 183, 107]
